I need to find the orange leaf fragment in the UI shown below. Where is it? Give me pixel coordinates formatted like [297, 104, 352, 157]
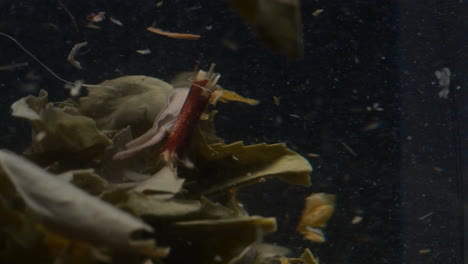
[146, 26, 201, 40]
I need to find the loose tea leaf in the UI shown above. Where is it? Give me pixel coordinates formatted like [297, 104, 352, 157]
[133, 166, 184, 198]
[113, 88, 189, 160]
[79, 75, 173, 135]
[192, 141, 312, 195]
[11, 90, 111, 158]
[125, 192, 202, 220]
[5, 69, 326, 263]
[58, 169, 107, 195]
[297, 193, 335, 242]
[0, 150, 168, 257]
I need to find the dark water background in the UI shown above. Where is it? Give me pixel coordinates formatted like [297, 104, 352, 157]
[0, 0, 467, 263]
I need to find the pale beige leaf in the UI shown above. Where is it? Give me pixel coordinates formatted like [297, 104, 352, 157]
[133, 166, 184, 198]
[79, 76, 173, 135]
[0, 150, 168, 257]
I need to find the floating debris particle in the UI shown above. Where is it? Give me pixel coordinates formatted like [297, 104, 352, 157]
[273, 96, 281, 106]
[419, 249, 432, 254]
[306, 153, 320, 158]
[41, 23, 59, 31]
[35, 131, 47, 142]
[136, 48, 152, 55]
[222, 39, 238, 51]
[362, 121, 382, 131]
[354, 56, 360, 64]
[64, 80, 84, 97]
[156, 1, 163, 7]
[312, 9, 324, 16]
[67, 42, 88, 69]
[351, 215, 363, 224]
[87, 11, 106, 22]
[85, 23, 102, 29]
[366, 102, 384, 111]
[0, 62, 28, 71]
[146, 26, 201, 40]
[0, 32, 108, 89]
[341, 142, 357, 157]
[418, 212, 433, 220]
[435, 67, 450, 99]
[110, 17, 124, 26]
[289, 114, 301, 119]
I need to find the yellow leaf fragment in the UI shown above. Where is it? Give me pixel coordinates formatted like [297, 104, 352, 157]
[280, 257, 289, 264]
[300, 248, 320, 264]
[211, 89, 260, 106]
[273, 96, 281, 106]
[297, 193, 335, 242]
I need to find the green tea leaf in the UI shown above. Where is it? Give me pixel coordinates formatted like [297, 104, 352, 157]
[192, 141, 312, 195]
[11, 90, 111, 158]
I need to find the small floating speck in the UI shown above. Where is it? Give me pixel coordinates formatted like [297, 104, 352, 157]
[289, 114, 301, 119]
[351, 215, 363, 224]
[433, 167, 445, 173]
[273, 96, 281, 106]
[136, 49, 152, 55]
[341, 142, 357, 157]
[87, 11, 106, 22]
[312, 9, 324, 16]
[110, 17, 124, 26]
[362, 121, 382, 131]
[418, 249, 431, 254]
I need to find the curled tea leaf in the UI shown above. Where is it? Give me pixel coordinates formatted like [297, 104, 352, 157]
[113, 88, 189, 160]
[297, 193, 335, 243]
[11, 90, 111, 157]
[0, 150, 168, 257]
[79, 76, 173, 135]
